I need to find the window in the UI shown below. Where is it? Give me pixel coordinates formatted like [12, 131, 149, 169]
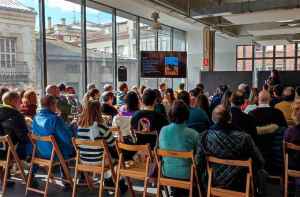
[158, 25, 171, 51]
[86, 1, 113, 91]
[0, 38, 16, 68]
[45, 0, 83, 96]
[237, 44, 300, 71]
[116, 11, 138, 88]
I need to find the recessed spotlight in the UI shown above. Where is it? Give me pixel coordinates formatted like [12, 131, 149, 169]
[288, 23, 299, 27]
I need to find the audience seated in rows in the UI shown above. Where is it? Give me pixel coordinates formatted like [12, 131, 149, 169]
[230, 90, 257, 141]
[197, 105, 265, 192]
[275, 86, 295, 125]
[178, 91, 209, 133]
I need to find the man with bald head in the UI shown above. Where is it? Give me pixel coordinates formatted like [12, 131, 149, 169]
[197, 104, 264, 191]
[249, 90, 287, 176]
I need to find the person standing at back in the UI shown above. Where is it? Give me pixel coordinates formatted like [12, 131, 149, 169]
[131, 89, 168, 148]
[177, 91, 209, 133]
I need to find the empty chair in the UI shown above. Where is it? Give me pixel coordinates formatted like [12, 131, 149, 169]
[155, 149, 202, 197]
[25, 134, 73, 197]
[0, 135, 26, 195]
[206, 156, 254, 197]
[114, 142, 153, 197]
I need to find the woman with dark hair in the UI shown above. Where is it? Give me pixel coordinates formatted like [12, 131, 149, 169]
[159, 100, 199, 196]
[197, 94, 210, 119]
[162, 88, 176, 113]
[221, 90, 232, 111]
[244, 88, 258, 114]
[0, 86, 9, 104]
[83, 88, 100, 106]
[153, 89, 167, 117]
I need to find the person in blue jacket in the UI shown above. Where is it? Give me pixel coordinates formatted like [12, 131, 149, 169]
[32, 95, 74, 160]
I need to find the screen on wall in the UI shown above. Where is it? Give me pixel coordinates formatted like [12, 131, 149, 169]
[141, 51, 187, 78]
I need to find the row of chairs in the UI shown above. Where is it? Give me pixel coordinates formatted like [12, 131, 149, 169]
[0, 133, 300, 197]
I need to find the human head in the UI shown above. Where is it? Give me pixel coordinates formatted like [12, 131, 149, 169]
[169, 100, 190, 124]
[283, 87, 295, 102]
[197, 94, 209, 114]
[258, 90, 271, 105]
[140, 85, 146, 95]
[2, 91, 21, 109]
[103, 84, 113, 92]
[40, 95, 57, 113]
[22, 90, 38, 106]
[271, 69, 279, 80]
[78, 100, 103, 128]
[66, 86, 76, 95]
[238, 83, 250, 99]
[221, 90, 232, 110]
[230, 90, 245, 107]
[87, 88, 101, 101]
[159, 83, 166, 92]
[87, 83, 96, 91]
[46, 85, 60, 97]
[125, 91, 140, 112]
[165, 88, 175, 102]
[0, 87, 9, 104]
[142, 89, 157, 107]
[177, 91, 190, 107]
[212, 104, 232, 126]
[189, 88, 201, 108]
[292, 99, 300, 125]
[196, 83, 204, 91]
[273, 84, 283, 97]
[178, 83, 185, 91]
[119, 83, 128, 93]
[102, 91, 114, 106]
[58, 83, 66, 92]
[152, 89, 162, 103]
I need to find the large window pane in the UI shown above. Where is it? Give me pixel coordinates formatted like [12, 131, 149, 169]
[116, 11, 137, 89]
[275, 45, 284, 57]
[173, 29, 186, 51]
[275, 59, 284, 70]
[86, 1, 113, 92]
[298, 44, 300, 57]
[265, 46, 274, 58]
[237, 46, 244, 59]
[45, 0, 82, 96]
[286, 59, 295, 70]
[237, 60, 252, 71]
[140, 18, 156, 88]
[244, 45, 253, 58]
[255, 59, 263, 71]
[286, 44, 295, 57]
[158, 25, 171, 51]
[265, 59, 273, 70]
[0, 0, 39, 91]
[255, 45, 263, 58]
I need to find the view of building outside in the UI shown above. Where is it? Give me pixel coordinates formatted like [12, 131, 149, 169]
[0, 0, 186, 96]
[237, 44, 300, 71]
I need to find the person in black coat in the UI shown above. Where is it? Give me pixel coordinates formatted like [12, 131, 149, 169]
[230, 90, 257, 142]
[0, 91, 30, 160]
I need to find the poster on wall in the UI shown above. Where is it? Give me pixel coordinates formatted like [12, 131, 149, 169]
[141, 51, 187, 78]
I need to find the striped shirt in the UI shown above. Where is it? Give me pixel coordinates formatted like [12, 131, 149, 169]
[77, 122, 115, 165]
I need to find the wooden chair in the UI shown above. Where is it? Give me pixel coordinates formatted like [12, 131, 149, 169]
[283, 141, 300, 197]
[25, 134, 73, 197]
[132, 118, 158, 149]
[110, 127, 123, 142]
[72, 138, 116, 197]
[206, 156, 254, 197]
[155, 149, 202, 197]
[114, 142, 153, 197]
[0, 135, 27, 195]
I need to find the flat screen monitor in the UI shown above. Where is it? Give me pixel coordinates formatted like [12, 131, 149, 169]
[141, 51, 187, 78]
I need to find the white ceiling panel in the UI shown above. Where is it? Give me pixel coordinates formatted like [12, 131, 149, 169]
[248, 27, 300, 36]
[224, 8, 300, 25]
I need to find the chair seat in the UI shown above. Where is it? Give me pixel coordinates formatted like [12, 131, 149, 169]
[159, 177, 190, 189]
[77, 163, 111, 173]
[211, 187, 247, 197]
[120, 160, 147, 179]
[288, 169, 300, 178]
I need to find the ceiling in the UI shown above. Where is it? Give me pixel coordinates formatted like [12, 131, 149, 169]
[150, 0, 300, 43]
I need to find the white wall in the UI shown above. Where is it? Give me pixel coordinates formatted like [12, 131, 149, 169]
[186, 29, 203, 90]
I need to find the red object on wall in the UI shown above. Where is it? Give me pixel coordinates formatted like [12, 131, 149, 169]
[203, 58, 209, 66]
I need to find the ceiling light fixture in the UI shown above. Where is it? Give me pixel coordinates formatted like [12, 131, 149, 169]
[276, 19, 294, 23]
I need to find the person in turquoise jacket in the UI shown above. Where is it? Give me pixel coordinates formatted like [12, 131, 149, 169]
[159, 100, 199, 196]
[32, 95, 74, 160]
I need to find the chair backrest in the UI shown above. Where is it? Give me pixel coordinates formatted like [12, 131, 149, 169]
[283, 141, 300, 167]
[156, 149, 194, 159]
[0, 135, 14, 153]
[207, 156, 252, 169]
[117, 142, 151, 154]
[73, 138, 105, 148]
